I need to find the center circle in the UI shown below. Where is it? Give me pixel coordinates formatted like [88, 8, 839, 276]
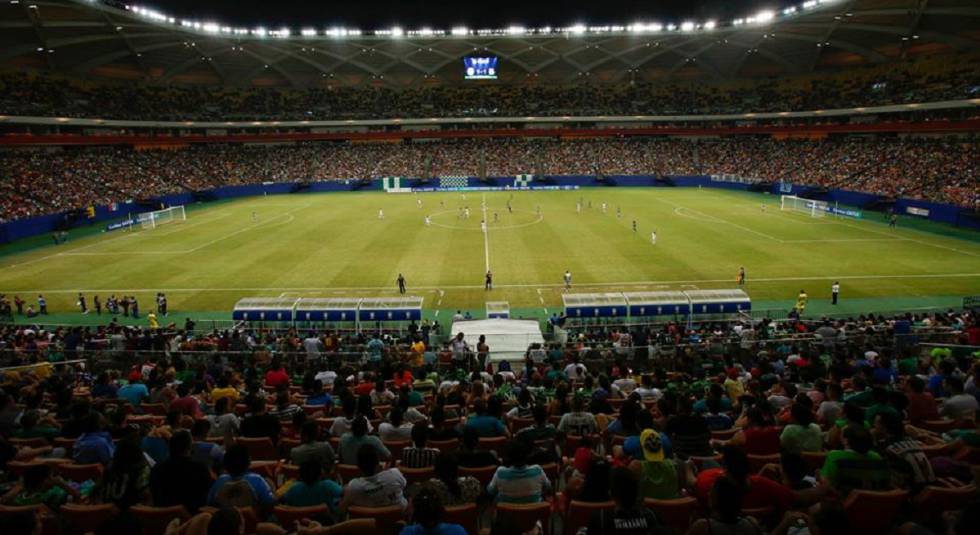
[426, 208, 544, 230]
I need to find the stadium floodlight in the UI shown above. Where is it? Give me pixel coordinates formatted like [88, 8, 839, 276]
[301, 28, 317, 37]
[569, 23, 586, 34]
[680, 21, 695, 31]
[754, 10, 776, 23]
[451, 26, 468, 36]
[202, 23, 220, 33]
[782, 6, 798, 15]
[507, 25, 526, 35]
[273, 27, 291, 38]
[418, 27, 435, 36]
[390, 26, 404, 37]
[666, 23, 677, 31]
[704, 20, 716, 30]
[252, 27, 267, 37]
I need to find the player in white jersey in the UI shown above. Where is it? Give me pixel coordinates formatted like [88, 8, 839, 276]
[601, 202, 607, 213]
[651, 230, 657, 245]
[564, 270, 572, 289]
[417, 198, 422, 209]
[464, 207, 470, 219]
[378, 209, 384, 220]
[480, 220, 487, 232]
[576, 202, 582, 214]
[424, 216, 431, 226]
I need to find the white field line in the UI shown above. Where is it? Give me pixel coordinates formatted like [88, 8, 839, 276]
[7, 272, 979, 294]
[481, 193, 490, 272]
[833, 220, 980, 258]
[56, 209, 301, 256]
[663, 201, 783, 242]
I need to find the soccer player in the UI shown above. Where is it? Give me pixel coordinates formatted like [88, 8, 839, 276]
[632, 220, 637, 233]
[796, 289, 808, 315]
[397, 274, 406, 294]
[493, 212, 499, 223]
[378, 209, 385, 220]
[78, 293, 88, 314]
[564, 270, 572, 289]
[464, 207, 470, 219]
[507, 200, 513, 214]
[832, 281, 840, 305]
[424, 215, 431, 226]
[480, 220, 487, 232]
[889, 213, 897, 228]
[417, 198, 422, 209]
[94, 295, 102, 315]
[485, 271, 493, 291]
[651, 230, 657, 245]
[37, 295, 47, 315]
[576, 201, 582, 214]
[536, 204, 541, 216]
[601, 202, 607, 213]
[251, 211, 257, 222]
[737, 267, 746, 285]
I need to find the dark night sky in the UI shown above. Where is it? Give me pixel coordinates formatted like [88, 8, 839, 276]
[143, 1, 794, 29]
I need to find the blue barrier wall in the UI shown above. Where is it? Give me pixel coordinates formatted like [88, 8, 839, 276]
[2, 175, 975, 243]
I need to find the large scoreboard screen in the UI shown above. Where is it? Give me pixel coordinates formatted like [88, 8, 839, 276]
[464, 56, 498, 80]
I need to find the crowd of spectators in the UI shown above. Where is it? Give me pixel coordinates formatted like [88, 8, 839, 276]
[0, 308, 977, 534]
[0, 54, 977, 121]
[1, 136, 977, 222]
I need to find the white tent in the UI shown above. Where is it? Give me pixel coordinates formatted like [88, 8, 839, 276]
[448, 318, 544, 361]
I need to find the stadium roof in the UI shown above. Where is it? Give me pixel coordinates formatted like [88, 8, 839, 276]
[1, 0, 979, 87]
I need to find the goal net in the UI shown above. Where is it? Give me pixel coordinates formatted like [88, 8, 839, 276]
[780, 195, 827, 218]
[137, 205, 186, 229]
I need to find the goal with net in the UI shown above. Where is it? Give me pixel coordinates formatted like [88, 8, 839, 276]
[780, 195, 828, 218]
[137, 205, 186, 229]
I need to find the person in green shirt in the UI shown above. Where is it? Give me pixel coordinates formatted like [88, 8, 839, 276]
[863, 387, 900, 424]
[843, 376, 873, 407]
[781, 403, 824, 454]
[820, 425, 890, 496]
[13, 410, 60, 440]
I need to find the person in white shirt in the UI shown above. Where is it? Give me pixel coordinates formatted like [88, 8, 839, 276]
[378, 209, 384, 220]
[651, 230, 657, 245]
[378, 407, 414, 442]
[340, 445, 407, 512]
[941, 376, 979, 421]
[563, 270, 572, 289]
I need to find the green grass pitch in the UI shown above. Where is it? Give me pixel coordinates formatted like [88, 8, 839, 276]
[1, 188, 979, 320]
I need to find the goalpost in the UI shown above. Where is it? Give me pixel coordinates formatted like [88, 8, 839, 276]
[780, 195, 828, 218]
[137, 205, 186, 229]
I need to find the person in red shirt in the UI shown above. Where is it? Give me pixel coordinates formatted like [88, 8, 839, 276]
[392, 363, 414, 389]
[264, 358, 290, 389]
[353, 373, 375, 397]
[714, 407, 781, 456]
[694, 446, 823, 512]
[904, 376, 940, 424]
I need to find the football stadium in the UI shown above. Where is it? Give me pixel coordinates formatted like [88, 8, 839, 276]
[0, 0, 979, 534]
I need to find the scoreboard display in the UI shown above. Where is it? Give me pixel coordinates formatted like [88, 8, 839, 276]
[464, 56, 498, 80]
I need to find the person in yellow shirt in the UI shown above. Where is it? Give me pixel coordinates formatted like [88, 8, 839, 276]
[795, 289, 808, 314]
[147, 311, 159, 329]
[410, 337, 426, 369]
[210, 377, 240, 404]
